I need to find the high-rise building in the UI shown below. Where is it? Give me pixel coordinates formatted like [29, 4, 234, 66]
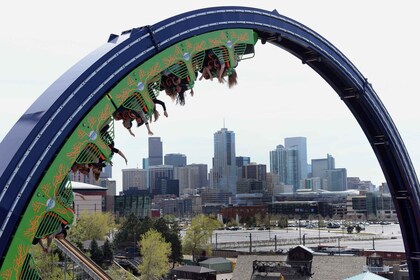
[311, 154, 335, 179]
[122, 168, 148, 191]
[242, 163, 267, 181]
[311, 154, 335, 189]
[148, 165, 174, 196]
[100, 178, 116, 212]
[236, 156, 251, 167]
[285, 137, 308, 180]
[212, 127, 237, 194]
[100, 165, 112, 179]
[164, 153, 187, 167]
[269, 145, 299, 191]
[188, 164, 208, 188]
[325, 168, 347, 191]
[174, 166, 199, 195]
[148, 137, 163, 166]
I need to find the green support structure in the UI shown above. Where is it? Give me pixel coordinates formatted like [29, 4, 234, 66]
[0, 28, 257, 279]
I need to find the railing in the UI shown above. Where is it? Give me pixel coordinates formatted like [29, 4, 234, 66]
[213, 235, 388, 250]
[55, 238, 113, 280]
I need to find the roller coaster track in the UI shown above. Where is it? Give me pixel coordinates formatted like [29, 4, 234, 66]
[54, 238, 112, 280]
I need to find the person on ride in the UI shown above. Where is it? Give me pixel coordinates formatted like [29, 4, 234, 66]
[152, 98, 168, 121]
[33, 223, 69, 253]
[161, 72, 192, 106]
[116, 108, 153, 136]
[100, 123, 129, 165]
[199, 49, 238, 88]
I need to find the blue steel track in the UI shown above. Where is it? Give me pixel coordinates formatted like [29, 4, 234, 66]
[0, 6, 419, 278]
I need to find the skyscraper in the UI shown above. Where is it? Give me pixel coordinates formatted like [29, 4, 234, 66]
[269, 144, 299, 191]
[236, 156, 251, 167]
[148, 165, 174, 195]
[284, 137, 308, 180]
[311, 154, 335, 179]
[325, 168, 347, 191]
[188, 163, 208, 188]
[148, 137, 163, 166]
[122, 168, 148, 191]
[212, 127, 237, 194]
[164, 153, 187, 167]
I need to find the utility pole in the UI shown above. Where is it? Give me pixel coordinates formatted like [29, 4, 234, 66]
[299, 219, 302, 245]
[338, 237, 341, 256]
[274, 235, 277, 252]
[249, 233, 252, 253]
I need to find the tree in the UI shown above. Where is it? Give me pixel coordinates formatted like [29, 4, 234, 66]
[153, 217, 183, 267]
[103, 238, 114, 264]
[32, 244, 72, 279]
[113, 213, 142, 248]
[90, 238, 104, 267]
[182, 214, 221, 262]
[138, 229, 171, 280]
[70, 211, 115, 243]
[277, 215, 288, 228]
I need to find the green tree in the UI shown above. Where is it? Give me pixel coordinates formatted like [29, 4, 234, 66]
[90, 238, 104, 267]
[32, 245, 72, 279]
[139, 216, 154, 236]
[138, 229, 171, 280]
[153, 218, 183, 267]
[103, 238, 113, 264]
[113, 213, 142, 248]
[277, 215, 288, 228]
[70, 211, 115, 242]
[182, 214, 221, 262]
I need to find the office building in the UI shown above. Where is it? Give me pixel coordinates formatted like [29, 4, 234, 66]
[270, 144, 299, 192]
[242, 163, 267, 181]
[148, 165, 174, 195]
[122, 168, 148, 191]
[325, 168, 347, 191]
[164, 153, 187, 167]
[285, 137, 308, 180]
[99, 165, 112, 179]
[114, 189, 151, 218]
[189, 163, 208, 188]
[311, 154, 335, 179]
[148, 137, 163, 166]
[175, 165, 204, 195]
[99, 178, 117, 212]
[212, 127, 237, 194]
[236, 156, 251, 167]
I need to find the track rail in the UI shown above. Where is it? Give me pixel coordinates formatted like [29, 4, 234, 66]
[55, 238, 113, 280]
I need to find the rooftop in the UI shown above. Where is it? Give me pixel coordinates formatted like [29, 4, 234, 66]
[71, 181, 107, 190]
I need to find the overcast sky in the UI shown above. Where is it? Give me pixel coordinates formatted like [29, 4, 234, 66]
[1, 1, 419, 192]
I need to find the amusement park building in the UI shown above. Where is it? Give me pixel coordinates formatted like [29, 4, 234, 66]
[71, 181, 108, 218]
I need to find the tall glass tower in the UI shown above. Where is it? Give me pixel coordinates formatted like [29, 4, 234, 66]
[148, 137, 163, 166]
[270, 145, 299, 191]
[212, 127, 237, 194]
[285, 137, 308, 180]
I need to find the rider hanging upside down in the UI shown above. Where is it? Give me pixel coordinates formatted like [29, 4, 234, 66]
[199, 49, 238, 88]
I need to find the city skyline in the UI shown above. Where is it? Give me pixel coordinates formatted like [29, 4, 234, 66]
[1, 1, 419, 194]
